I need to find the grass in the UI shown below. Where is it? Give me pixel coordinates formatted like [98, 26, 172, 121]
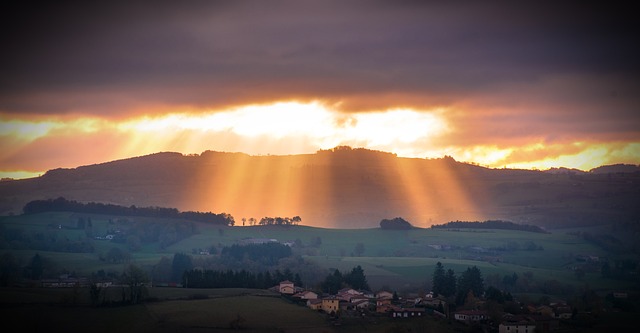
[1, 212, 632, 295]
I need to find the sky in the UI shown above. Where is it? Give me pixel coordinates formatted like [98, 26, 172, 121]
[1, 0, 639, 179]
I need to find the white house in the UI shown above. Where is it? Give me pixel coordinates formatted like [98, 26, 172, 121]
[278, 280, 295, 294]
[499, 315, 537, 333]
[293, 290, 318, 300]
[454, 310, 488, 322]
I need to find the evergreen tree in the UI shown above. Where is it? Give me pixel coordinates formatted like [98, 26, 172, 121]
[432, 262, 446, 296]
[321, 269, 344, 293]
[456, 266, 484, 305]
[344, 265, 370, 290]
[444, 268, 457, 297]
[171, 253, 193, 283]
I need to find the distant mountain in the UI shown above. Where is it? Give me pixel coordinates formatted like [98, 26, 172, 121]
[1, 147, 639, 229]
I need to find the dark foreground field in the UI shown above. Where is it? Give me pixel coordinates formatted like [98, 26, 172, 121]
[2, 286, 637, 333]
[0, 287, 467, 333]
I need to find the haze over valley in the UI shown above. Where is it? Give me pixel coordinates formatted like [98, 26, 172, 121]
[1, 146, 638, 229]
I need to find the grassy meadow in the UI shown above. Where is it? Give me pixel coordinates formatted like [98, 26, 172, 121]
[0, 211, 634, 295]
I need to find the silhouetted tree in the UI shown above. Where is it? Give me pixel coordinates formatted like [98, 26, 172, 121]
[380, 217, 413, 230]
[432, 262, 446, 296]
[432, 262, 456, 297]
[122, 264, 149, 304]
[485, 286, 506, 304]
[456, 266, 484, 305]
[444, 269, 457, 297]
[23, 197, 235, 225]
[344, 265, 370, 291]
[321, 269, 344, 294]
[171, 253, 193, 283]
[152, 256, 172, 283]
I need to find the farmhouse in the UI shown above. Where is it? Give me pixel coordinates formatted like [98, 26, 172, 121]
[352, 299, 371, 310]
[293, 290, 318, 300]
[336, 288, 364, 302]
[376, 297, 393, 313]
[278, 280, 295, 294]
[454, 310, 488, 322]
[321, 296, 340, 314]
[499, 315, 536, 333]
[422, 294, 447, 310]
[307, 298, 322, 310]
[350, 294, 370, 304]
[390, 306, 425, 318]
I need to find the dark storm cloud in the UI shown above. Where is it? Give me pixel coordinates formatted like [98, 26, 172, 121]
[1, 1, 638, 118]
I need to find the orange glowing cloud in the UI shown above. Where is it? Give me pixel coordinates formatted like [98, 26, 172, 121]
[1, 2, 639, 180]
[1, 98, 639, 180]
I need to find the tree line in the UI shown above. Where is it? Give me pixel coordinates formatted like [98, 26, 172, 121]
[182, 268, 302, 289]
[431, 220, 548, 233]
[240, 216, 302, 226]
[320, 265, 370, 293]
[221, 243, 292, 266]
[379, 217, 413, 230]
[22, 197, 235, 226]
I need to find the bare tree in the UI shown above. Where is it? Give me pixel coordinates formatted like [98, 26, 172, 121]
[121, 264, 149, 304]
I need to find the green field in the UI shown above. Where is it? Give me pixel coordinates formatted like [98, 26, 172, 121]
[1, 212, 635, 295]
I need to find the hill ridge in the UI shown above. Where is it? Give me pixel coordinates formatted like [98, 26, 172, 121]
[1, 147, 639, 229]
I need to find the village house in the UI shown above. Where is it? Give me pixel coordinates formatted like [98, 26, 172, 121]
[307, 298, 322, 310]
[390, 306, 425, 318]
[338, 287, 362, 296]
[454, 309, 488, 323]
[350, 294, 370, 304]
[376, 290, 394, 299]
[352, 299, 371, 310]
[321, 296, 340, 314]
[278, 280, 295, 294]
[499, 315, 537, 333]
[336, 287, 363, 302]
[376, 297, 393, 313]
[293, 290, 318, 300]
[423, 293, 447, 311]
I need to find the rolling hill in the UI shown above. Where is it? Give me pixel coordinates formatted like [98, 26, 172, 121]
[1, 147, 639, 229]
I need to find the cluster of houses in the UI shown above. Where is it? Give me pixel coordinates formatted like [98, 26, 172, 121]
[273, 280, 578, 331]
[274, 280, 428, 318]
